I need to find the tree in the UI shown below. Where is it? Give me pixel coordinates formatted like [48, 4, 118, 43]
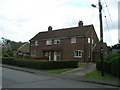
[112, 43, 120, 49]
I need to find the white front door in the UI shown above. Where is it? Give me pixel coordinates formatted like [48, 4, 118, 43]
[48, 52, 51, 61]
[54, 52, 57, 61]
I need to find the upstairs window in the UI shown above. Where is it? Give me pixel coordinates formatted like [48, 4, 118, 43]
[35, 41, 39, 46]
[74, 50, 82, 58]
[46, 39, 52, 45]
[88, 38, 90, 43]
[71, 37, 76, 43]
[54, 39, 60, 44]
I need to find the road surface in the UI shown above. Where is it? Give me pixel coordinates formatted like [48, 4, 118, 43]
[2, 67, 118, 88]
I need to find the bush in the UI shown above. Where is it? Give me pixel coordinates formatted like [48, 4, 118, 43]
[96, 54, 120, 78]
[2, 57, 14, 65]
[104, 60, 111, 74]
[111, 56, 120, 77]
[96, 60, 111, 74]
[2, 58, 79, 70]
[104, 53, 119, 62]
[96, 60, 101, 70]
[3, 53, 10, 57]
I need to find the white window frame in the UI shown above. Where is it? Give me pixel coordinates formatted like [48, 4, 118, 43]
[88, 38, 90, 43]
[35, 41, 39, 46]
[54, 39, 60, 44]
[92, 39, 94, 44]
[46, 39, 52, 45]
[74, 50, 82, 58]
[71, 37, 76, 43]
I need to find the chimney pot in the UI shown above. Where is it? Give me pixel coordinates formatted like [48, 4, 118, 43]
[78, 20, 83, 27]
[48, 26, 52, 31]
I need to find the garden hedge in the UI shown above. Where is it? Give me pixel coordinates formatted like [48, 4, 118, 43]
[96, 54, 120, 78]
[2, 58, 79, 70]
[96, 60, 111, 74]
[111, 56, 120, 77]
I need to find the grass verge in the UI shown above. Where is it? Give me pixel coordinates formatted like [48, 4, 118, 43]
[42, 63, 85, 74]
[42, 68, 73, 74]
[78, 63, 85, 67]
[83, 70, 120, 81]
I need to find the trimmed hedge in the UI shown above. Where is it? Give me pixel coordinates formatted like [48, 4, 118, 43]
[111, 56, 120, 77]
[2, 57, 14, 65]
[96, 60, 111, 74]
[96, 54, 120, 78]
[2, 58, 79, 70]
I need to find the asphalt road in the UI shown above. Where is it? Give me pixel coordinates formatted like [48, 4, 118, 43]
[2, 67, 118, 88]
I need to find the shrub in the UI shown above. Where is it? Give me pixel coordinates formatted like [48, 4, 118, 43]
[2, 58, 79, 70]
[96, 60, 111, 74]
[23, 56, 30, 59]
[96, 60, 101, 70]
[104, 53, 119, 62]
[111, 56, 120, 77]
[104, 60, 111, 74]
[3, 53, 10, 57]
[2, 57, 14, 65]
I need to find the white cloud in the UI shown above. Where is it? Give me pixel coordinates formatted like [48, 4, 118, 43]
[0, 0, 118, 46]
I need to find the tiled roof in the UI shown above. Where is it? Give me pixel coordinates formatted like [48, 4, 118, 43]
[18, 42, 29, 52]
[30, 25, 94, 41]
[93, 42, 108, 52]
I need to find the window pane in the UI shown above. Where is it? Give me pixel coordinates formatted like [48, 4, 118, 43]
[46, 40, 52, 45]
[71, 38, 76, 43]
[88, 38, 90, 43]
[54, 39, 60, 44]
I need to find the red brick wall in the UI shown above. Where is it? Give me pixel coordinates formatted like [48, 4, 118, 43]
[30, 37, 85, 62]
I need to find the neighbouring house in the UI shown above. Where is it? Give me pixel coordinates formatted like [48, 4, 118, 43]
[112, 43, 120, 54]
[17, 42, 30, 56]
[29, 21, 108, 62]
[92, 42, 108, 61]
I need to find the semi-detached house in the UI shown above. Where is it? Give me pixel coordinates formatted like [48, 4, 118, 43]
[29, 21, 108, 62]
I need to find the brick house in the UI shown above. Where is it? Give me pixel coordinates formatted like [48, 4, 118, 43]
[29, 21, 107, 62]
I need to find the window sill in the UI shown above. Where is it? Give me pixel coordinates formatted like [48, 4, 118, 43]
[74, 56, 82, 58]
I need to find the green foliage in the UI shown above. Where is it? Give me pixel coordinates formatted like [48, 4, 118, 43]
[111, 56, 120, 77]
[2, 58, 79, 70]
[112, 43, 120, 49]
[96, 54, 120, 78]
[96, 60, 101, 70]
[83, 70, 119, 81]
[3, 53, 10, 57]
[42, 68, 73, 74]
[104, 53, 119, 62]
[23, 56, 30, 59]
[2, 57, 14, 65]
[104, 60, 111, 74]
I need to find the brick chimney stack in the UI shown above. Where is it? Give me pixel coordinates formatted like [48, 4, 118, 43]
[78, 20, 83, 27]
[48, 26, 52, 31]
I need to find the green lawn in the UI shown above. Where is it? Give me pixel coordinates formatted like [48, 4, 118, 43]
[42, 68, 73, 74]
[83, 70, 120, 81]
[78, 63, 85, 67]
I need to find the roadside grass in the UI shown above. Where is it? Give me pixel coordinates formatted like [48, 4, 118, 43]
[78, 63, 85, 67]
[41, 68, 74, 74]
[83, 70, 120, 81]
[41, 63, 85, 74]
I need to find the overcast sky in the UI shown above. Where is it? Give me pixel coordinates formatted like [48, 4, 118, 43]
[0, 0, 119, 46]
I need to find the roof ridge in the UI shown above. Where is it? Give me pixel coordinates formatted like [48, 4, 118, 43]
[38, 24, 93, 33]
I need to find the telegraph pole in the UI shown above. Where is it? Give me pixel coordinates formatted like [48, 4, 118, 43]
[91, 0, 104, 76]
[98, 0, 104, 76]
